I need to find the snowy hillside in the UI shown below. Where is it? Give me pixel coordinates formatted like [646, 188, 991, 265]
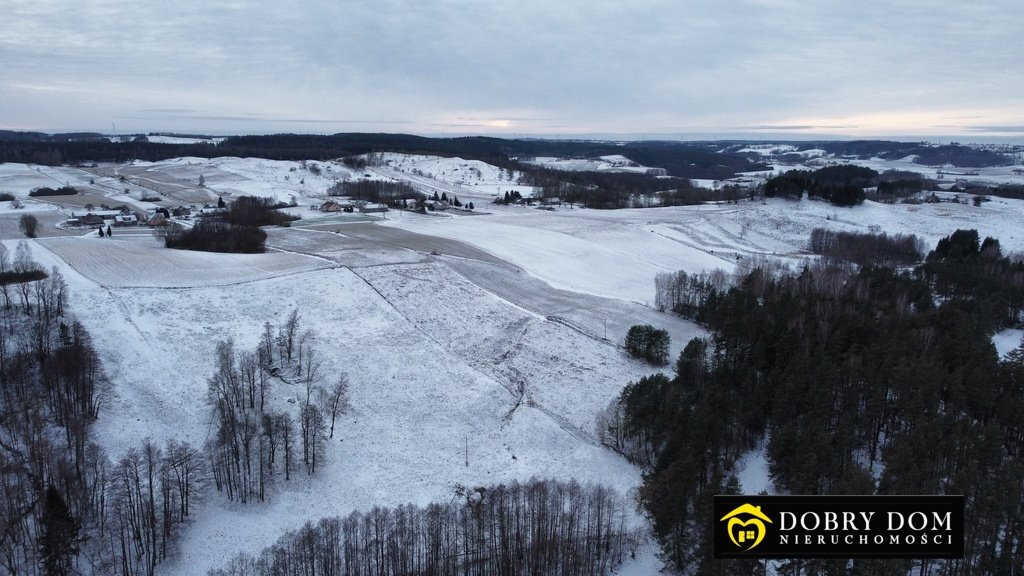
[523, 155, 665, 174]
[4, 150, 1024, 575]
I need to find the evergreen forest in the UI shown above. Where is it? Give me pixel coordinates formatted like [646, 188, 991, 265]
[602, 229, 1024, 575]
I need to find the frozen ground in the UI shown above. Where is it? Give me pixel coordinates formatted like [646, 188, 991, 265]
[995, 329, 1024, 359]
[523, 155, 664, 175]
[10, 150, 1024, 575]
[38, 235, 334, 288]
[379, 210, 736, 304]
[27, 229, 667, 576]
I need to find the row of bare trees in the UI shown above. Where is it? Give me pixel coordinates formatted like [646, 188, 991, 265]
[207, 310, 349, 504]
[809, 227, 925, 267]
[98, 439, 204, 576]
[210, 479, 637, 576]
[0, 246, 203, 575]
[653, 268, 732, 318]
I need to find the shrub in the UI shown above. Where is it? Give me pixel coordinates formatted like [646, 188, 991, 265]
[624, 324, 670, 365]
[29, 186, 77, 197]
[164, 220, 267, 253]
[19, 214, 39, 238]
[225, 196, 299, 227]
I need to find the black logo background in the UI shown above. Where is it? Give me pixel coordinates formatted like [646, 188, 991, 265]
[714, 495, 964, 559]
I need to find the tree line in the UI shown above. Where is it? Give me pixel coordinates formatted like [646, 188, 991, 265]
[808, 228, 925, 267]
[209, 479, 636, 576]
[764, 165, 876, 206]
[601, 229, 1024, 574]
[654, 269, 732, 318]
[732, 140, 1015, 168]
[162, 196, 298, 253]
[0, 132, 767, 179]
[0, 247, 203, 576]
[28, 186, 78, 197]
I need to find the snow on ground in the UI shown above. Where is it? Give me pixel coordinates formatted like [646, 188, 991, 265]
[379, 153, 521, 186]
[733, 144, 799, 156]
[144, 135, 225, 145]
[370, 153, 537, 201]
[380, 210, 735, 304]
[736, 444, 772, 495]
[995, 329, 1024, 359]
[766, 153, 1024, 188]
[379, 192, 1024, 306]
[11, 152, 1024, 575]
[357, 261, 664, 435]
[38, 235, 333, 288]
[723, 195, 1024, 255]
[523, 155, 663, 174]
[0, 163, 97, 197]
[0, 198, 61, 214]
[614, 538, 667, 576]
[154, 157, 351, 204]
[28, 230, 657, 576]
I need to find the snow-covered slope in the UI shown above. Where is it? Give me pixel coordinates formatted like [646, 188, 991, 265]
[9, 151, 1024, 576]
[28, 232, 662, 576]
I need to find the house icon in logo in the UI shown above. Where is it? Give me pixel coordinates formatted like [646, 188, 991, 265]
[720, 503, 773, 551]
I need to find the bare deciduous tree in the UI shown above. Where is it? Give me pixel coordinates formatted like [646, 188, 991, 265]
[319, 374, 350, 438]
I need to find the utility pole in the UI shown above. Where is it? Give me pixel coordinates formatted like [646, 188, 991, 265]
[464, 438, 469, 467]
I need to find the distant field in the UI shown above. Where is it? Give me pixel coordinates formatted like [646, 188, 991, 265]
[39, 236, 334, 287]
[0, 209, 81, 240]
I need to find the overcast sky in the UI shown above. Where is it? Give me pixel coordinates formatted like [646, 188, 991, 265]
[2, 0, 1022, 139]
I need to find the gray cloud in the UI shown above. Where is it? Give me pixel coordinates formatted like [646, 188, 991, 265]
[1, 0, 1022, 136]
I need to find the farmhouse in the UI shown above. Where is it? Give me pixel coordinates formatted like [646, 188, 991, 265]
[113, 214, 138, 226]
[68, 209, 125, 228]
[320, 200, 354, 212]
[360, 203, 389, 214]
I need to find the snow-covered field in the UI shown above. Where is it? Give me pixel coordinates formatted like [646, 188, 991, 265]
[9, 148, 1024, 575]
[38, 235, 334, 287]
[28, 236, 656, 575]
[380, 210, 735, 304]
[523, 154, 664, 175]
[378, 152, 521, 186]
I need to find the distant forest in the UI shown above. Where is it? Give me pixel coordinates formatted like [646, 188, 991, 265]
[723, 140, 1016, 168]
[0, 131, 767, 180]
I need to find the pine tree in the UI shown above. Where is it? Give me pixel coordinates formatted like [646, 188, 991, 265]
[38, 485, 80, 576]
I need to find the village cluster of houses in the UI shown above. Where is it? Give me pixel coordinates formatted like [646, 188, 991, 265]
[316, 197, 482, 213]
[65, 204, 228, 229]
[317, 199, 389, 213]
